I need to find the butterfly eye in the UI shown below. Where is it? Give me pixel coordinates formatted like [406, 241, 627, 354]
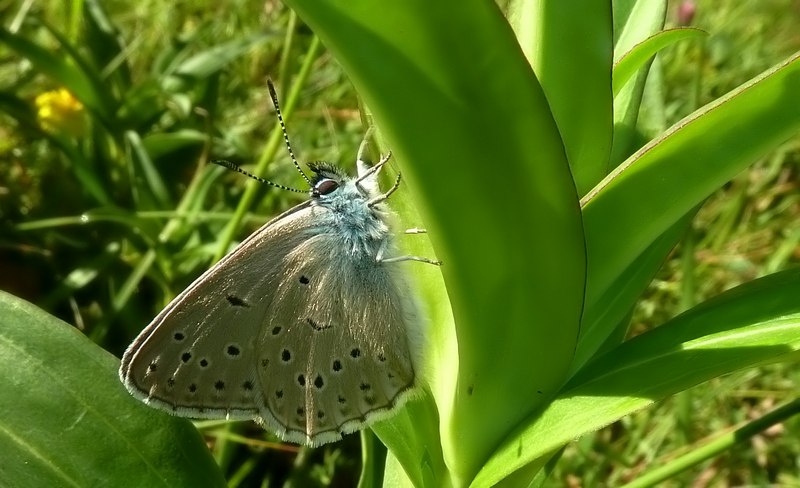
[314, 179, 339, 196]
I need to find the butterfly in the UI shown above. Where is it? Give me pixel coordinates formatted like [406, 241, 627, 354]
[119, 80, 439, 446]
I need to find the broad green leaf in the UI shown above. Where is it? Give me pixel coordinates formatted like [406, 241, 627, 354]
[371, 163, 452, 488]
[281, 0, 585, 483]
[572, 210, 697, 372]
[0, 291, 225, 487]
[373, 390, 447, 487]
[613, 27, 707, 96]
[383, 451, 419, 488]
[475, 267, 800, 486]
[508, 0, 614, 195]
[584, 52, 800, 319]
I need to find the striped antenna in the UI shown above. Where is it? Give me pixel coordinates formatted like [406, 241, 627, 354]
[267, 78, 312, 186]
[212, 159, 306, 193]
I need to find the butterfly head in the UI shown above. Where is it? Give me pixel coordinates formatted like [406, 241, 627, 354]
[306, 160, 386, 222]
[308, 161, 352, 199]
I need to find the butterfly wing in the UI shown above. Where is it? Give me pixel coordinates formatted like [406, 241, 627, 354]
[258, 231, 421, 445]
[119, 202, 317, 420]
[120, 202, 422, 446]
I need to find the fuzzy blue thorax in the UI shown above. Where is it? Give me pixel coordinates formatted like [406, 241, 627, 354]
[307, 162, 391, 258]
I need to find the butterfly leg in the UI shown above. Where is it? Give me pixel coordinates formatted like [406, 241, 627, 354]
[355, 127, 387, 178]
[355, 152, 392, 185]
[404, 228, 427, 234]
[381, 255, 442, 266]
[354, 131, 403, 206]
[368, 172, 401, 207]
[375, 239, 442, 266]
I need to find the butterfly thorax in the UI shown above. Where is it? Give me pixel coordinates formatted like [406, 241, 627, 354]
[308, 163, 391, 260]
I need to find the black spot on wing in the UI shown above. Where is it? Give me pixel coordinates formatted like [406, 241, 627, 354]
[226, 294, 250, 307]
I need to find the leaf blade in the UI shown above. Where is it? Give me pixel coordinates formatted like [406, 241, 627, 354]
[476, 267, 800, 486]
[0, 291, 225, 487]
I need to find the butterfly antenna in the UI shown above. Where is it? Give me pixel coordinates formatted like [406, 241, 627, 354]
[212, 159, 306, 193]
[267, 79, 313, 187]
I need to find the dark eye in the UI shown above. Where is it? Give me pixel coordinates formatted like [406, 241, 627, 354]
[314, 179, 339, 196]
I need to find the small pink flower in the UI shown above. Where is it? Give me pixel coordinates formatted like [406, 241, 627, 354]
[677, 1, 697, 26]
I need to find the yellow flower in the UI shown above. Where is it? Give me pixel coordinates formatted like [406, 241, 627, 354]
[35, 88, 87, 137]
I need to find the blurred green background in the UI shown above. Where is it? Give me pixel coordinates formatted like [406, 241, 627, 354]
[1, 0, 799, 486]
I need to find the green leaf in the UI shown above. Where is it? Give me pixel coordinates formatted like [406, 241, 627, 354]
[383, 451, 419, 488]
[175, 33, 273, 79]
[41, 242, 122, 310]
[613, 27, 707, 96]
[281, 0, 586, 483]
[475, 267, 800, 486]
[572, 209, 697, 371]
[126, 130, 173, 211]
[609, 1, 667, 169]
[373, 390, 447, 487]
[584, 51, 800, 321]
[357, 430, 386, 488]
[508, 0, 614, 195]
[162, 33, 273, 93]
[0, 291, 225, 487]
[142, 129, 207, 161]
[83, 0, 132, 89]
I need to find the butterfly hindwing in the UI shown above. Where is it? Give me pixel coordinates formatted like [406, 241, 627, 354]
[256, 231, 420, 445]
